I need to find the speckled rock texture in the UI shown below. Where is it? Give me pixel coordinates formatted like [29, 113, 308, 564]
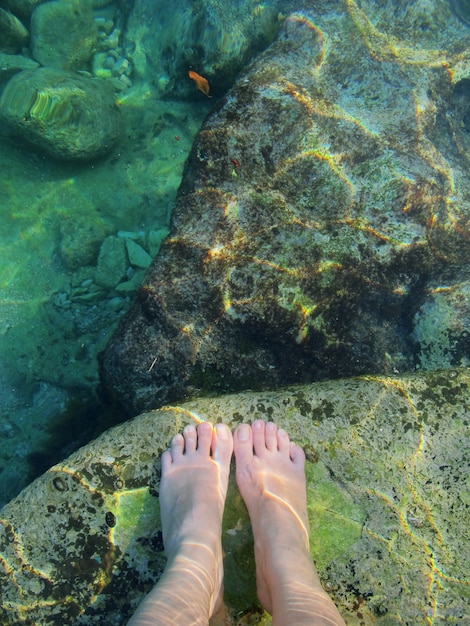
[101, 0, 470, 416]
[0, 67, 122, 160]
[0, 369, 469, 625]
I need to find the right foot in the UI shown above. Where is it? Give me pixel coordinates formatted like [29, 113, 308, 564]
[233, 420, 310, 612]
[234, 420, 346, 625]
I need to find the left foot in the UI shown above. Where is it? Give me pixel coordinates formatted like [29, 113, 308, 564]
[159, 421, 233, 615]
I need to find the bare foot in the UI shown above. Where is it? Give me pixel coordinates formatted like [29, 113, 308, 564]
[128, 421, 233, 626]
[234, 420, 346, 626]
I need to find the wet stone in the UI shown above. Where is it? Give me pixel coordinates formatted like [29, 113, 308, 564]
[0, 67, 122, 161]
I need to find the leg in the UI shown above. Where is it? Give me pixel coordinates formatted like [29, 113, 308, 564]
[233, 420, 346, 626]
[128, 421, 233, 626]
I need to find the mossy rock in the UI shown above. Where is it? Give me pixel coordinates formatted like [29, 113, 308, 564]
[0, 67, 122, 160]
[30, 0, 97, 71]
[1, 368, 469, 624]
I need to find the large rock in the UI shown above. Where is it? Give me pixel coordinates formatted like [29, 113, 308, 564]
[0, 7, 28, 54]
[0, 368, 469, 625]
[100, 1, 470, 416]
[0, 51, 38, 87]
[0, 67, 122, 160]
[0, 0, 46, 22]
[30, 0, 97, 71]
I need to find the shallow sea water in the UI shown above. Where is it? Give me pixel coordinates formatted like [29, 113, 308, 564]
[0, 71, 208, 505]
[0, 0, 469, 623]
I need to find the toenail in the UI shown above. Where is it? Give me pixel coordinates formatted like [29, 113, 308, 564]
[253, 420, 263, 429]
[266, 422, 276, 431]
[237, 424, 250, 440]
[185, 425, 195, 434]
[278, 428, 287, 437]
[215, 423, 228, 438]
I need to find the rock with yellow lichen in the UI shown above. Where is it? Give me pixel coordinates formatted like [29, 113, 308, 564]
[101, 1, 470, 416]
[1, 368, 469, 624]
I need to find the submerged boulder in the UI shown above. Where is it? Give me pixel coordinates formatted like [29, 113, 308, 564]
[100, 2, 470, 416]
[0, 67, 122, 160]
[0, 7, 28, 54]
[30, 0, 98, 71]
[0, 368, 469, 624]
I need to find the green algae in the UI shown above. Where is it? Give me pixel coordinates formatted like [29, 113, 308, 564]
[112, 487, 160, 557]
[1, 370, 469, 624]
[307, 461, 365, 571]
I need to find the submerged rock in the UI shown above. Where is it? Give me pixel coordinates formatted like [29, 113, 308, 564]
[0, 51, 38, 87]
[100, 3, 470, 415]
[0, 0, 46, 22]
[0, 369, 469, 624]
[30, 0, 98, 71]
[0, 7, 28, 54]
[0, 67, 122, 160]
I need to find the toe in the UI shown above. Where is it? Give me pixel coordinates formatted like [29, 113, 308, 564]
[265, 421, 278, 451]
[196, 422, 213, 455]
[234, 423, 254, 465]
[290, 442, 306, 467]
[183, 424, 197, 454]
[161, 449, 173, 473]
[252, 420, 267, 456]
[277, 428, 291, 454]
[213, 423, 234, 462]
[170, 432, 185, 457]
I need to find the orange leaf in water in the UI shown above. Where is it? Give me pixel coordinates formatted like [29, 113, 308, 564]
[188, 70, 211, 97]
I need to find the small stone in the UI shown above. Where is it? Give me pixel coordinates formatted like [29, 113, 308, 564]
[95, 236, 128, 288]
[114, 270, 146, 292]
[147, 228, 169, 256]
[107, 296, 126, 312]
[113, 57, 130, 76]
[126, 240, 152, 269]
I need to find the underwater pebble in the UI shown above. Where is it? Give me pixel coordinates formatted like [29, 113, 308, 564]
[126, 239, 152, 268]
[113, 57, 130, 75]
[117, 230, 140, 240]
[118, 74, 132, 88]
[147, 228, 169, 256]
[72, 289, 107, 303]
[115, 270, 146, 292]
[107, 296, 126, 312]
[95, 236, 127, 288]
[53, 292, 70, 309]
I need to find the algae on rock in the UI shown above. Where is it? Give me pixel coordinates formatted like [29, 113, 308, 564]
[1, 369, 469, 625]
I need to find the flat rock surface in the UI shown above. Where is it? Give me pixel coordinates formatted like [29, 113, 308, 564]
[0, 368, 469, 624]
[101, 1, 470, 416]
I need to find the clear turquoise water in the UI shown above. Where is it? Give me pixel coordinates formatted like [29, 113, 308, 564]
[0, 66, 208, 506]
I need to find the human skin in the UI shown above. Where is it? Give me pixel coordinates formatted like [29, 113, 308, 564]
[127, 420, 346, 626]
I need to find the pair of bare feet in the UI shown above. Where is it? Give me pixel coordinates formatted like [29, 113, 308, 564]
[128, 420, 346, 626]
